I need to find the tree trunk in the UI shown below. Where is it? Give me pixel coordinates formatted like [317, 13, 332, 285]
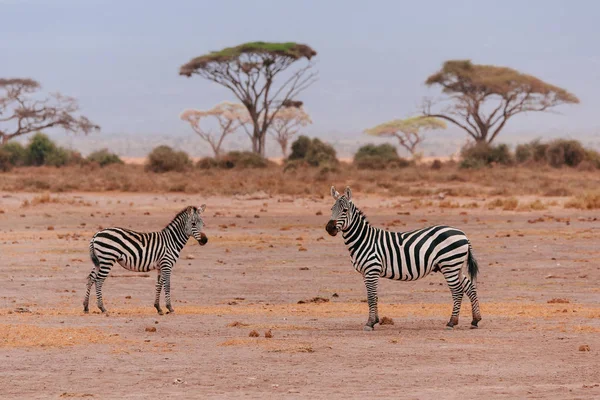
[257, 130, 267, 157]
[280, 138, 288, 157]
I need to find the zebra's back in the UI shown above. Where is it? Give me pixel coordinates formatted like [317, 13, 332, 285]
[92, 227, 166, 272]
[379, 225, 469, 281]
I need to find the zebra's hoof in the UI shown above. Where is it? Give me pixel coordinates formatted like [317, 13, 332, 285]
[363, 325, 374, 332]
[445, 326, 454, 330]
[157, 310, 164, 316]
[469, 324, 479, 329]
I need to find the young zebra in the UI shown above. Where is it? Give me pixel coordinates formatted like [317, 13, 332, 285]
[84, 205, 208, 315]
[326, 186, 481, 331]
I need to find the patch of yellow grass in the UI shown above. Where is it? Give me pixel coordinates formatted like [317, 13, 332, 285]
[219, 338, 315, 353]
[0, 324, 117, 348]
[21, 193, 92, 208]
[488, 197, 519, 211]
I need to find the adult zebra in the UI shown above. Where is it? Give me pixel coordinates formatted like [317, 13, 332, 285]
[84, 205, 208, 315]
[325, 186, 481, 331]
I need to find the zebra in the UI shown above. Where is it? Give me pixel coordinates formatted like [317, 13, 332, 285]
[84, 205, 208, 315]
[325, 186, 481, 331]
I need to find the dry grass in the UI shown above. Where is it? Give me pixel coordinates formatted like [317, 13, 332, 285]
[21, 193, 92, 208]
[564, 191, 600, 209]
[488, 197, 519, 210]
[3, 302, 598, 319]
[0, 324, 116, 348]
[0, 164, 598, 198]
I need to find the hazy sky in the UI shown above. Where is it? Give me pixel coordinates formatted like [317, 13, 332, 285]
[1, 0, 599, 150]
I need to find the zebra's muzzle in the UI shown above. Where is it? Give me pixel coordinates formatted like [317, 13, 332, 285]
[198, 232, 208, 245]
[326, 220, 338, 236]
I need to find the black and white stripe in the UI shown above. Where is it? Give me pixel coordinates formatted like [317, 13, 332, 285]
[84, 205, 208, 314]
[326, 186, 481, 330]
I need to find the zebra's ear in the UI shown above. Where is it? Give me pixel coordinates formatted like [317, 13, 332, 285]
[344, 186, 352, 201]
[198, 204, 206, 213]
[330, 186, 340, 199]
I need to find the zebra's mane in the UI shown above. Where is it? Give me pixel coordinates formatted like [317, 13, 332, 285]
[350, 202, 370, 225]
[164, 206, 196, 230]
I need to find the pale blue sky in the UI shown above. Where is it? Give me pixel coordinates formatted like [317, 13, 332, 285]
[1, 0, 598, 155]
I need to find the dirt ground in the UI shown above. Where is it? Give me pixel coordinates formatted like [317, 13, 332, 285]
[0, 191, 599, 399]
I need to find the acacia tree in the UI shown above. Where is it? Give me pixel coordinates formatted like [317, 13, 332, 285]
[180, 42, 317, 157]
[0, 78, 99, 144]
[268, 105, 312, 156]
[180, 101, 248, 158]
[364, 116, 446, 159]
[422, 60, 579, 144]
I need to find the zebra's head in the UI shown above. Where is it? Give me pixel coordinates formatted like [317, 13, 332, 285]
[326, 186, 352, 236]
[186, 204, 208, 245]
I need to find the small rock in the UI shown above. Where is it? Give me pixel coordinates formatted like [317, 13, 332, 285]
[264, 330, 273, 338]
[316, 211, 323, 216]
[380, 316, 395, 325]
[579, 345, 590, 352]
[125, 296, 132, 299]
[145, 327, 157, 332]
[249, 330, 260, 337]
[332, 293, 339, 298]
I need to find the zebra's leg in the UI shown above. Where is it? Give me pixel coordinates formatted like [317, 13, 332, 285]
[462, 276, 482, 328]
[161, 266, 175, 314]
[154, 270, 164, 315]
[441, 266, 464, 329]
[94, 262, 113, 313]
[83, 268, 98, 313]
[363, 271, 380, 331]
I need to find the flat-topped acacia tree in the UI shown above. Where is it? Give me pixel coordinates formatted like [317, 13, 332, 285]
[422, 60, 579, 144]
[0, 78, 99, 144]
[180, 101, 248, 158]
[268, 104, 312, 157]
[180, 42, 317, 157]
[364, 116, 446, 159]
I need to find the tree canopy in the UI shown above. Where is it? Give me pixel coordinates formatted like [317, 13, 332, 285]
[422, 60, 579, 143]
[364, 116, 446, 157]
[179, 42, 317, 156]
[0, 78, 99, 144]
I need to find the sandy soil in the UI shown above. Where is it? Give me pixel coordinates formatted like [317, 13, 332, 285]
[0, 191, 599, 399]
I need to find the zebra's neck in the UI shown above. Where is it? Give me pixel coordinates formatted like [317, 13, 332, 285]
[161, 209, 190, 251]
[341, 203, 373, 241]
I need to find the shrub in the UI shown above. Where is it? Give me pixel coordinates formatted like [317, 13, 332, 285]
[0, 142, 27, 167]
[87, 149, 123, 167]
[197, 151, 270, 169]
[146, 145, 191, 173]
[353, 143, 409, 169]
[287, 135, 338, 167]
[545, 139, 586, 168]
[460, 142, 513, 169]
[515, 139, 548, 164]
[431, 159, 443, 170]
[219, 151, 270, 169]
[0, 148, 12, 172]
[26, 133, 59, 166]
[584, 149, 600, 169]
[23, 133, 79, 167]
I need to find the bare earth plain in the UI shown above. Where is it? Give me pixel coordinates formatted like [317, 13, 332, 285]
[0, 191, 599, 399]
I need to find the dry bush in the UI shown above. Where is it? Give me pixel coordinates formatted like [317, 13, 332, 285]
[146, 146, 191, 173]
[564, 192, 600, 210]
[488, 197, 519, 211]
[1, 163, 600, 199]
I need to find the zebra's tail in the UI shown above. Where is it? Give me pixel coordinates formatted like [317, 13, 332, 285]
[467, 241, 479, 282]
[89, 236, 101, 268]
